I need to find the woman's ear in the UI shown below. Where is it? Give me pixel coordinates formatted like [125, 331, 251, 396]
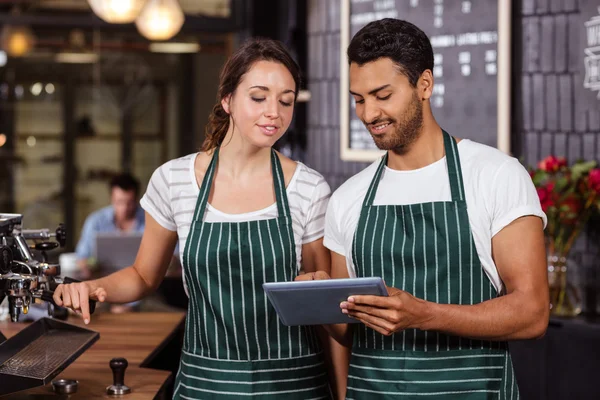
[221, 95, 232, 114]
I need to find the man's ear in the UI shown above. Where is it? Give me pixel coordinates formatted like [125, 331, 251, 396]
[418, 70, 434, 100]
[221, 95, 232, 114]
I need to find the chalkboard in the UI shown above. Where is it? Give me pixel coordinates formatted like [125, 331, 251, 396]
[339, 0, 511, 161]
[581, 4, 600, 130]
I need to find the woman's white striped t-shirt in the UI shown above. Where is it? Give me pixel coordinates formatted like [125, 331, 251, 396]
[140, 152, 331, 275]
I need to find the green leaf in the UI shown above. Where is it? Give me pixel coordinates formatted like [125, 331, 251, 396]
[572, 161, 597, 181]
[554, 177, 570, 192]
[532, 171, 548, 186]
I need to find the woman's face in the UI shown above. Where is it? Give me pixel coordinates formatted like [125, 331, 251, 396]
[223, 60, 296, 148]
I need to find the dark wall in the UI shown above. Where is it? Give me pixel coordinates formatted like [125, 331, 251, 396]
[306, 0, 600, 313]
[519, 0, 600, 313]
[306, 0, 369, 190]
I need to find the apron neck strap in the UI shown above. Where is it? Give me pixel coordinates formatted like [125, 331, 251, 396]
[442, 129, 466, 202]
[361, 129, 466, 207]
[270, 148, 290, 219]
[193, 147, 290, 221]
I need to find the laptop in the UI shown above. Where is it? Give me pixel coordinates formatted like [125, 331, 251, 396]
[94, 232, 143, 273]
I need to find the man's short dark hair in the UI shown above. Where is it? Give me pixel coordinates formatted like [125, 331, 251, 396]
[347, 18, 434, 87]
[110, 173, 140, 196]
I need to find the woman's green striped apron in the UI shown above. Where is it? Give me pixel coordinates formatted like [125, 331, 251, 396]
[346, 131, 519, 399]
[173, 148, 329, 399]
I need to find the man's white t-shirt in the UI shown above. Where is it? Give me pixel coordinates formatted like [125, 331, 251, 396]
[323, 139, 547, 293]
[141, 153, 331, 275]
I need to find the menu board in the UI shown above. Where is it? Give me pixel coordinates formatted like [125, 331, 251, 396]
[340, 0, 510, 161]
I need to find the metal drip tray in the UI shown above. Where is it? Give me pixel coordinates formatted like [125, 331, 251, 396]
[0, 317, 99, 396]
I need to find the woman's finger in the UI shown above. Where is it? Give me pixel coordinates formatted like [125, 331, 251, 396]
[53, 285, 64, 306]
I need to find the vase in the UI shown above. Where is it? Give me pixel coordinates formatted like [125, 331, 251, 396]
[547, 254, 582, 317]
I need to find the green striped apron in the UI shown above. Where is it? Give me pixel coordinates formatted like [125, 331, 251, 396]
[173, 148, 329, 399]
[346, 131, 519, 399]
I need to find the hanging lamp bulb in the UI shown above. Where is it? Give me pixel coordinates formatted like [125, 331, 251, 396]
[1, 25, 36, 57]
[87, 0, 147, 24]
[135, 0, 185, 41]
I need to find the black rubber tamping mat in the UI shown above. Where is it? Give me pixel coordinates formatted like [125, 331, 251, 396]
[0, 317, 99, 396]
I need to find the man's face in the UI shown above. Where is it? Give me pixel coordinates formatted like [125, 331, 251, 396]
[111, 187, 137, 224]
[349, 58, 425, 153]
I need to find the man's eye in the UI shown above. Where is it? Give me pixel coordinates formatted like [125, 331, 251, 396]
[377, 94, 391, 101]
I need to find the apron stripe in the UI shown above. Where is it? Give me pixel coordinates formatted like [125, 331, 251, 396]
[265, 222, 282, 359]
[247, 221, 262, 359]
[400, 206, 407, 351]
[432, 202, 440, 351]
[257, 222, 271, 359]
[237, 225, 252, 360]
[380, 207, 390, 350]
[216, 224, 229, 359]
[226, 226, 242, 360]
[391, 207, 397, 351]
[408, 205, 418, 351]
[346, 387, 500, 397]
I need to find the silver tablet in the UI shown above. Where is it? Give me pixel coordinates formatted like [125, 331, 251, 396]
[263, 277, 388, 326]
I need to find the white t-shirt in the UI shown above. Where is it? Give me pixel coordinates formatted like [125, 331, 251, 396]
[324, 139, 547, 293]
[141, 153, 331, 274]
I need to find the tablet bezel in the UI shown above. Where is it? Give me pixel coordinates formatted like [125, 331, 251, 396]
[263, 277, 388, 326]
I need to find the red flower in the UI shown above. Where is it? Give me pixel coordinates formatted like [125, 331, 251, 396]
[538, 156, 567, 172]
[589, 169, 600, 192]
[537, 186, 554, 212]
[560, 195, 582, 223]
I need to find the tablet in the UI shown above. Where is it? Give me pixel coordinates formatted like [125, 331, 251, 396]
[263, 277, 388, 326]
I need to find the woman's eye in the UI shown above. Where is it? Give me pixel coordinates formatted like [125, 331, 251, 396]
[280, 100, 292, 107]
[354, 99, 364, 104]
[251, 97, 266, 103]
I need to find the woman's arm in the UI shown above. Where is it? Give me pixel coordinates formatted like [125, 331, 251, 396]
[300, 239, 351, 400]
[53, 213, 178, 323]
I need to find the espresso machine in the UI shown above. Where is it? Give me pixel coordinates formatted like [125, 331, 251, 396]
[0, 213, 99, 396]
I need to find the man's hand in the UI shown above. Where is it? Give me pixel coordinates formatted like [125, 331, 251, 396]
[340, 286, 432, 336]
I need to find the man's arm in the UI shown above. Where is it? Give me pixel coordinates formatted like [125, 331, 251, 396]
[75, 214, 97, 261]
[342, 216, 549, 340]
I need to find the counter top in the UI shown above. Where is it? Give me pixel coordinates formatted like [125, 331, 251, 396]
[0, 312, 185, 399]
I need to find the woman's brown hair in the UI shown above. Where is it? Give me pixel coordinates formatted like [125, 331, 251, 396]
[201, 38, 301, 152]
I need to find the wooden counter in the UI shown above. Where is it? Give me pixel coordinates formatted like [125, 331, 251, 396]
[0, 312, 185, 399]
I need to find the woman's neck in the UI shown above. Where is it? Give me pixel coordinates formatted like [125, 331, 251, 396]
[216, 130, 272, 181]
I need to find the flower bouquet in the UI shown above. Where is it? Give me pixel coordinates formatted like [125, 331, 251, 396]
[530, 155, 600, 316]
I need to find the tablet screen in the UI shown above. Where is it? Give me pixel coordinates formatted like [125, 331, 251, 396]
[263, 277, 388, 326]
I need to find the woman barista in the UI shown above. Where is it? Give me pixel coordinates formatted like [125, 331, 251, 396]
[53, 38, 335, 399]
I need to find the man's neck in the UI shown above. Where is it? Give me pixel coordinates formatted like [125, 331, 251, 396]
[387, 123, 445, 171]
[115, 216, 136, 232]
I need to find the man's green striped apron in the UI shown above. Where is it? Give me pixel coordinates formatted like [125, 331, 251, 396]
[173, 148, 329, 399]
[346, 131, 519, 399]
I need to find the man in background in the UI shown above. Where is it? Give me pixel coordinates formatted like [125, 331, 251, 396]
[76, 173, 144, 313]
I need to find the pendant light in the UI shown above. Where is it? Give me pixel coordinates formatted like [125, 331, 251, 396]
[135, 0, 185, 41]
[1, 25, 36, 57]
[87, 0, 147, 24]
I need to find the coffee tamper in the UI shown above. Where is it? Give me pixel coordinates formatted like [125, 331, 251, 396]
[106, 357, 131, 395]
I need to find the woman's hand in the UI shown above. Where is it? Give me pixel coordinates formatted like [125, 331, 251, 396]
[53, 282, 107, 325]
[294, 271, 331, 281]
